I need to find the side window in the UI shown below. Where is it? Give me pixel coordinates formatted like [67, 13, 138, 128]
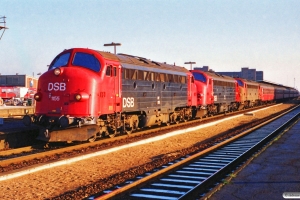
[106, 66, 111, 76]
[173, 75, 178, 83]
[124, 69, 129, 79]
[113, 67, 117, 77]
[168, 74, 174, 82]
[155, 73, 160, 82]
[150, 72, 154, 81]
[180, 76, 186, 84]
[143, 71, 148, 80]
[138, 70, 144, 80]
[131, 70, 137, 80]
[160, 73, 165, 82]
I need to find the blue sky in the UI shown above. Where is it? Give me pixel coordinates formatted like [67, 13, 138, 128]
[1, 0, 299, 89]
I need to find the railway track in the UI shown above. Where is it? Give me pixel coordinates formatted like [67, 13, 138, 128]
[0, 104, 283, 169]
[87, 105, 300, 200]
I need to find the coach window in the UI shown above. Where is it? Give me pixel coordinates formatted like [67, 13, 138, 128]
[49, 52, 71, 70]
[72, 52, 100, 72]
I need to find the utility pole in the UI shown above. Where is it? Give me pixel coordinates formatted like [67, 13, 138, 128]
[0, 16, 8, 40]
[104, 42, 121, 54]
[184, 61, 196, 70]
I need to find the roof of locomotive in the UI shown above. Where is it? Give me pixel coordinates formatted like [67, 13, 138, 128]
[95, 50, 189, 74]
[202, 71, 236, 83]
[234, 77, 259, 86]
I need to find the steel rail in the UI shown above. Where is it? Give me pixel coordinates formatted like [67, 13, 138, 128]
[90, 105, 300, 200]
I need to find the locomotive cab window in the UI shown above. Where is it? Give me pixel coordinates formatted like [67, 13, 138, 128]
[192, 72, 207, 83]
[72, 52, 100, 72]
[49, 52, 71, 70]
[236, 80, 244, 87]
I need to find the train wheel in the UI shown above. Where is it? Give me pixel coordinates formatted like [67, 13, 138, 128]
[125, 127, 132, 135]
[88, 135, 97, 142]
[109, 131, 116, 138]
[108, 126, 117, 138]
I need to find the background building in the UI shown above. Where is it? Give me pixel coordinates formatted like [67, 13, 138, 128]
[0, 74, 38, 100]
[194, 66, 264, 81]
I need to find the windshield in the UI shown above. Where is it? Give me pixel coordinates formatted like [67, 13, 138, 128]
[49, 52, 70, 70]
[237, 79, 244, 87]
[72, 52, 101, 72]
[192, 72, 207, 83]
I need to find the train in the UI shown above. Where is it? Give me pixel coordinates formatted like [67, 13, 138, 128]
[22, 48, 299, 142]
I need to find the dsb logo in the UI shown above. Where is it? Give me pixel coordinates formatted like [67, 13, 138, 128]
[123, 97, 134, 108]
[48, 82, 66, 91]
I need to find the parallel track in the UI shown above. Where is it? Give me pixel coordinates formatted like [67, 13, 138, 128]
[89, 105, 300, 200]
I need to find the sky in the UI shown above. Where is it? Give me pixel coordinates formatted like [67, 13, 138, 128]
[1, 0, 300, 89]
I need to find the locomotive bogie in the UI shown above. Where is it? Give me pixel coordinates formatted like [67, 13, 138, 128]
[195, 107, 208, 118]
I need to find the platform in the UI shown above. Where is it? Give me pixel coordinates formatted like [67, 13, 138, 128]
[0, 105, 35, 118]
[209, 119, 300, 200]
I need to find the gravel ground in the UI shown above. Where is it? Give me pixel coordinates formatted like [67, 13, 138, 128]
[0, 103, 296, 200]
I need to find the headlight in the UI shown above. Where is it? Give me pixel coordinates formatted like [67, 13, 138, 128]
[74, 93, 89, 101]
[34, 93, 42, 101]
[75, 94, 81, 101]
[54, 68, 61, 76]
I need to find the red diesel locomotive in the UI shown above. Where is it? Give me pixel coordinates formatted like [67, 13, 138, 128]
[23, 48, 299, 142]
[23, 48, 197, 142]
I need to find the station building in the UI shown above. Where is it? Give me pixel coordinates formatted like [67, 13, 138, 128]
[0, 74, 38, 100]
